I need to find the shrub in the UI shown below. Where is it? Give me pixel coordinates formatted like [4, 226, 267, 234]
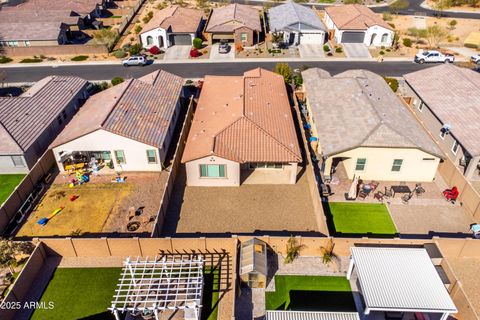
[274, 63, 292, 83]
[323, 44, 330, 52]
[128, 43, 142, 55]
[335, 47, 343, 53]
[20, 58, 43, 63]
[192, 37, 203, 49]
[382, 12, 393, 21]
[71, 55, 88, 61]
[113, 49, 127, 58]
[98, 81, 110, 91]
[464, 43, 478, 49]
[134, 25, 142, 34]
[111, 77, 124, 86]
[402, 38, 412, 47]
[379, 50, 385, 55]
[142, 11, 154, 23]
[386, 48, 391, 52]
[148, 45, 160, 55]
[189, 48, 199, 58]
[383, 77, 399, 92]
[0, 56, 13, 64]
[388, 23, 395, 29]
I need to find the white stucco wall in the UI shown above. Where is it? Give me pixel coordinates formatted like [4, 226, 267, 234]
[140, 28, 195, 49]
[185, 156, 240, 187]
[52, 129, 163, 172]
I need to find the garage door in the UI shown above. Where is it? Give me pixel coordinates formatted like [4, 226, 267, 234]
[169, 34, 192, 46]
[300, 33, 325, 44]
[340, 32, 365, 43]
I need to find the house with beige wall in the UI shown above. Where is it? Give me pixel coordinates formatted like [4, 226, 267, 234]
[403, 65, 480, 182]
[50, 70, 185, 172]
[301, 68, 443, 182]
[181, 68, 301, 186]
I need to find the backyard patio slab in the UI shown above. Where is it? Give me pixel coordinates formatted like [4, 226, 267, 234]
[446, 257, 480, 317]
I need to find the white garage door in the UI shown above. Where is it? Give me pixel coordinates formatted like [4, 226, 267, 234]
[299, 33, 324, 44]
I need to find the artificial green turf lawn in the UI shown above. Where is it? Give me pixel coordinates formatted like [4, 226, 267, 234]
[328, 202, 397, 235]
[0, 174, 25, 204]
[30, 268, 121, 320]
[202, 267, 220, 320]
[266, 275, 352, 311]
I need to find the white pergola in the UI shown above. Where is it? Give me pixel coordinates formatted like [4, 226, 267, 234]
[109, 256, 204, 320]
[347, 247, 457, 320]
[266, 310, 360, 320]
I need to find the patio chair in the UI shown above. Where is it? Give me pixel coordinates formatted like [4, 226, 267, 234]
[414, 183, 426, 197]
[374, 191, 385, 202]
[370, 181, 379, 192]
[443, 186, 459, 203]
[384, 186, 393, 198]
[401, 192, 412, 204]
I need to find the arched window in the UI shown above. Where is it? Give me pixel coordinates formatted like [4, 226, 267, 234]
[146, 36, 153, 45]
[381, 33, 389, 43]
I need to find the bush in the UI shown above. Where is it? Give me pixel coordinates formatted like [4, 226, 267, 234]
[323, 44, 330, 52]
[383, 77, 399, 92]
[134, 25, 142, 34]
[71, 55, 88, 61]
[464, 43, 478, 49]
[113, 49, 127, 59]
[189, 48, 199, 58]
[142, 11, 154, 23]
[386, 48, 391, 52]
[20, 58, 43, 63]
[379, 50, 385, 55]
[128, 43, 142, 55]
[335, 47, 343, 53]
[111, 77, 124, 86]
[402, 38, 412, 47]
[388, 23, 395, 29]
[148, 45, 160, 55]
[192, 37, 203, 49]
[382, 12, 393, 21]
[0, 56, 13, 64]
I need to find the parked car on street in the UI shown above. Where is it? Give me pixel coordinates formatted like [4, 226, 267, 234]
[414, 50, 454, 64]
[218, 40, 230, 54]
[471, 54, 480, 64]
[122, 55, 147, 67]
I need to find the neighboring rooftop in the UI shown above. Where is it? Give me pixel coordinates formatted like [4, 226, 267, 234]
[302, 68, 442, 158]
[0, 76, 87, 154]
[181, 68, 301, 163]
[404, 64, 480, 157]
[266, 311, 360, 320]
[1, 0, 103, 15]
[268, 1, 326, 32]
[205, 3, 261, 32]
[0, 21, 69, 41]
[141, 5, 204, 34]
[325, 4, 392, 30]
[51, 70, 184, 149]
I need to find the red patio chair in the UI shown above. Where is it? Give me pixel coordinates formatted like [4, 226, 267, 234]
[443, 186, 459, 203]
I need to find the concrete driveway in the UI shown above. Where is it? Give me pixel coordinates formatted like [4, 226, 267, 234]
[343, 43, 371, 58]
[298, 44, 324, 58]
[210, 43, 235, 60]
[164, 45, 191, 60]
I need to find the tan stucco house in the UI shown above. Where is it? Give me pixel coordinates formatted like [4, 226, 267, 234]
[204, 4, 261, 48]
[301, 68, 443, 182]
[181, 68, 301, 186]
[50, 70, 185, 172]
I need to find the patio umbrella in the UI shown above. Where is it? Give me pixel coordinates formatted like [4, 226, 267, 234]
[348, 176, 359, 200]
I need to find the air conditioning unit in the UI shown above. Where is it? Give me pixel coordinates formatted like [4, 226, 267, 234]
[441, 124, 452, 134]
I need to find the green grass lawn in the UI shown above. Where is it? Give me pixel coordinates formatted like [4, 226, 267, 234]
[0, 174, 25, 204]
[202, 267, 220, 320]
[266, 276, 354, 311]
[327, 202, 397, 236]
[30, 268, 120, 320]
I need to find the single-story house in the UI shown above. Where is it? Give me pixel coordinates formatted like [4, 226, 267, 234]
[204, 4, 262, 48]
[50, 70, 185, 172]
[268, 1, 327, 46]
[404, 64, 480, 180]
[301, 68, 443, 182]
[324, 4, 394, 47]
[0, 76, 89, 174]
[181, 68, 301, 186]
[140, 6, 204, 49]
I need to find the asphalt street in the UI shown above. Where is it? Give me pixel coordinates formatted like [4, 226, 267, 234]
[0, 61, 433, 82]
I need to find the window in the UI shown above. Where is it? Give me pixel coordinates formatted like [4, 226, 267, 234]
[241, 33, 247, 42]
[146, 150, 157, 164]
[24, 41, 30, 47]
[249, 163, 283, 169]
[439, 130, 446, 139]
[418, 102, 423, 112]
[381, 33, 389, 43]
[62, 110, 67, 120]
[452, 140, 459, 155]
[57, 116, 62, 125]
[391, 159, 403, 172]
[146, 36, 153, 45]
[355, 158, 366, 171]
[11, 156, 25, 167]
[200, 164, 226, 178]
[422, 158, 435, 161]
[114, 150, 126, 164]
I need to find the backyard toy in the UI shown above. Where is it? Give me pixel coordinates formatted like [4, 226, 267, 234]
[471, 223, 480, 239]
[112, 173, 125, 183]
[37, 207, 64, 226]
[69, 195, 79, 202]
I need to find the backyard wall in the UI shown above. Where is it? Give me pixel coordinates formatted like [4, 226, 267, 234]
[3, 45, 108, 57]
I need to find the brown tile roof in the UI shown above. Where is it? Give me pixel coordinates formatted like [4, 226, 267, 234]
[325, 4, 393, 31]
[51, 70, 184, 149]
[404, 64, 480, 157]
[302, 68, 442, 158]
[205, 4, 261, 33]
[181, 68, 301, 163]
[0, 21, 68, 41]
[141, 6, 204, 34]
[0, 76, 88, 154]
[3, 0, 103, 15]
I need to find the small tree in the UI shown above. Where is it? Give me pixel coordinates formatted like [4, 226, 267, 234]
[402, 37, 412, 47]
[134, 25, 143, 34]
[0, 240, 34, 274]
[407, 27, 428, 43]
[196, 0, 208, 8]
[389, 0, 409, 15]
[433, 0, 452, 17]
[319, 239, 339, 268]
[192, 37, 203, 49]
[448, 19, 458, 30]
[271, 32, 284, 46]
[426, 25, 448, 47]
[274, 63, 292, 84]
[284, 236, 305, 264]
[128, 43, 142, 55]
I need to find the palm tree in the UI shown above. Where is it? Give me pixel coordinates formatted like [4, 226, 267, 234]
[320, 239, 340, 270]
[284, 236, 305, 264]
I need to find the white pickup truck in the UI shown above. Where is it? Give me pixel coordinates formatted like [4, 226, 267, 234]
[414, 50, 455, 64]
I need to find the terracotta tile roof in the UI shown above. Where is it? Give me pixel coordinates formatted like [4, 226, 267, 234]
[404, 64, 480, 157]
[325, 4, 393, 31]
[141, 5, 204, 34]
[181, 68, 301, 163]
[51, 70, 184, 149]
[0, 76, 87, 154]
[2, 0, 103, 15]
[302, 68, 442, 158]
[205, 4, 261, 33]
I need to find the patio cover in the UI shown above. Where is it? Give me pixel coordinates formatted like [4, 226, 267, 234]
[347, 247, 457, 318]
[266, 311, 360, 320]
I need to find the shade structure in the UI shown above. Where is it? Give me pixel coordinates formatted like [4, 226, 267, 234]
[240, 238, 268, 288]
[109, 256, 204, 320]
[347, 175, 359, 200]
[266, 311, 360, 320]
[347, 247, 457, 318]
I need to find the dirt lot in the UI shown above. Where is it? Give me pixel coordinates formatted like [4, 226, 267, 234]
[162, 166, 319, 236]
[16, 172, 166, 237]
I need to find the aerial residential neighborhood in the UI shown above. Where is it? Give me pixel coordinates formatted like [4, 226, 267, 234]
[1, 0, 480, 319]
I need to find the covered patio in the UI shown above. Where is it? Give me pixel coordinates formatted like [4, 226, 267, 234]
[347, 247, 457, 320]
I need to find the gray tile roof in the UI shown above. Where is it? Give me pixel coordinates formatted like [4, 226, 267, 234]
[268, 1, 326, 32]
[51, 70, 184, 149]
[0, 76, 87, 155]
[404, 64, 480, 157]
[302, 68, 442, 158]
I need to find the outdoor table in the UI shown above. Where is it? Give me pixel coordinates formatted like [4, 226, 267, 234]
[390, 185, 411, 197]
